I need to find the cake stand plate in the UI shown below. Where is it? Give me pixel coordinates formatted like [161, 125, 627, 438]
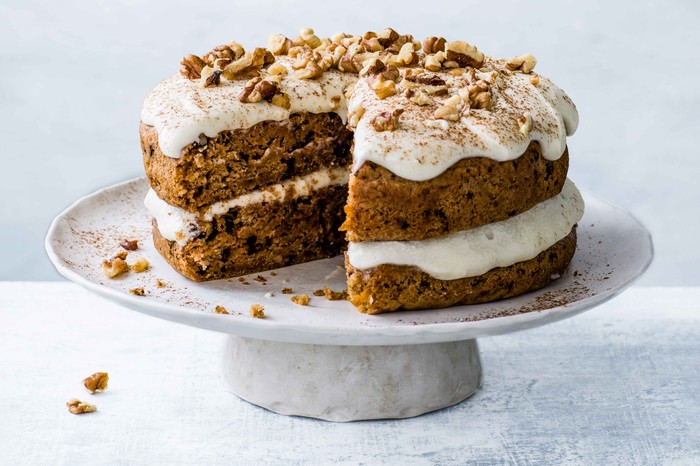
[46, 177, 653, 421]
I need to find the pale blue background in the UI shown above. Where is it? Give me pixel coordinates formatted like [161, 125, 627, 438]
[1, 0, 698, 285]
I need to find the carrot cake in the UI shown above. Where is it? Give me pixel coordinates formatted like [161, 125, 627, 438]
[140, 28, 583, 313]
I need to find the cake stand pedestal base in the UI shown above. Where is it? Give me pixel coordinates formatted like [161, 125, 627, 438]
[223, 336, 483, 422]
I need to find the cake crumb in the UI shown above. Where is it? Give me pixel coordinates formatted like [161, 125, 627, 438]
[82, 372, 109, 394]
[238, 277, 246, 282]
[120, 239, 139, 251]
[242, 281, 251, 285]
[66, 398, 96, 415]
[250, 304, 265, 318]
[281, 287, 293, 294]
[324, 287, 349, 301]
[215, 305, 230, 314]
[291, 294, 310, 306]
[156, 279, 167, 288]
[253, 275, 267, 283]
[131, 257, 150, 273]
[312, 289, 325, 296]
[129, 287, 145, 296]
[270, 271, 277, 276]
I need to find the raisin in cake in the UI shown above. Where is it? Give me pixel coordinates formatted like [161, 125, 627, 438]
[140, 28, 583, 313]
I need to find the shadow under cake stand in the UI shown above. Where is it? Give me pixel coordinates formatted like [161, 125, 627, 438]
[46, 177, 653, 422]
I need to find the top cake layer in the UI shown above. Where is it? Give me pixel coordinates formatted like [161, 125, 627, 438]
[140, 28, 578, 184]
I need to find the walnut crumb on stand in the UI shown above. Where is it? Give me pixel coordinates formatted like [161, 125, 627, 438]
[291, 294, 310, 305]
[250, 304, 265, 318]
[215, 305, 230, 314]
[129, 287, 145, 296]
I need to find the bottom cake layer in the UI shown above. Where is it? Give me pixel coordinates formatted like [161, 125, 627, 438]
[152, 185, 347, 281]
[346, 227, 577, 314]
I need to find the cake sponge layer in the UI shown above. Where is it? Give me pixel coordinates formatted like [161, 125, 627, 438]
[152, 185, 347, 281]
[344, 142, 568, 242]
[141, 112, 352, 212]
[346, 228, 577, 314]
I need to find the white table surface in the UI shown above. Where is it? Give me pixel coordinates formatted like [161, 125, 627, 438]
[0, 283, 698, 465]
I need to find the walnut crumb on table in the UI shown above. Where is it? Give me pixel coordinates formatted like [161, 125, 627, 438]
[82, 372, 109, 393]
[66, 398, 96, 415]
[249, 304, 265, 318]
[291, 294, 310, 305]
[129, 287, 145, 296]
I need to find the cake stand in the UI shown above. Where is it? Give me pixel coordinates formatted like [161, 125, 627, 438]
[45, 177, 653, 422]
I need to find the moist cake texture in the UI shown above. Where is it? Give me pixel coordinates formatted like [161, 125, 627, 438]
[140, 28, 583, 313]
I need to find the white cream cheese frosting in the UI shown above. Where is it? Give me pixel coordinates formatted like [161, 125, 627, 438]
[346, 179, 584, 280]
[141, 57, 357, 159]
[349, 59, 578, 181]
[144, 167, 349, 246]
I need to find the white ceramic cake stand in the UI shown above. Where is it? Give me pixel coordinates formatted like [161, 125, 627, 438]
[46, 177, 653, 422]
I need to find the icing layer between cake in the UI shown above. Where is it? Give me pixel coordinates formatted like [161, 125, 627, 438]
[144, 167, 349, 246]
[346, 179, 584, 280]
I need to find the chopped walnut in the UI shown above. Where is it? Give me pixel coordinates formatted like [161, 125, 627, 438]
[215, 305, 229, 314]
[203, 44, 243, 67]
[433, 94, 465, 122]
[114, 251, 127, 260]
[102, 255, 128, 278]
[267, 62, 287, 75]
[180, 54, 206, 79]
[292, 48, 332, 79]
[221, 48, 268, 80]
[409, 89, 432, 106]
[271, 93, 291, 109]
[299, 27, 322, 49]
[82, 372, 109, 393]
[249, 303, 265, 318]
[67, 398, 96, 415]
[388, 42, 418, 67]
[347, 104, 365, 129]
[204, 69, 222, 87]
[506, 53, 537, 73]
[129, 287, 145, 296]
[291, 294, 310, 305]
[529, 73, 541, 86]
[445, 41, 484, 68]
[371, 108, 404, 132]
[518, 112, 533, 136]
[423, 36, 446, 54]
[281, 287, 294, 294]
[238, 77, 283, 104]
[268, 33, 293, 55]
[156, 279, 167, 288]
[119, 239, 138, 251]
[323, 287, 348, 301]
[313, 289, 325, 296]
[130, 257, 150, 273]
[424, 53, 443, 72]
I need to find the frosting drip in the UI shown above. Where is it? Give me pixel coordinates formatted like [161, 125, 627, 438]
[346, 179, 584, 280]
[144, 167, 349, 246]
[141, 57, 357, 159]
[349, 59, 578, 181]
